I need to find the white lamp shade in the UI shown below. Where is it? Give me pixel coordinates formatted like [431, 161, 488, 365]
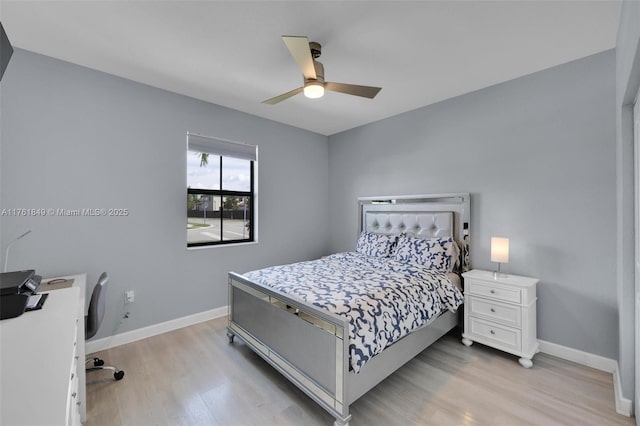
[491, 237, 509, 263]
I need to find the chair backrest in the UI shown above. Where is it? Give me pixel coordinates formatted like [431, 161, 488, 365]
[85, 272, 109, 340]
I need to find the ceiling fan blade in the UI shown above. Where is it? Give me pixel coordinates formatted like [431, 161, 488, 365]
[282, 36, 317, 80]
[262, 87, 304, 105]
[325, 82, 382, 99]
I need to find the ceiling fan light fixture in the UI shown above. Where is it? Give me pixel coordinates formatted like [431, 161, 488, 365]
[261, 36, 381, 105]
[303, 81, 325, 99]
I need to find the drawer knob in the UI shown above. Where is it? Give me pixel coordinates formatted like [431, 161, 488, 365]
[490, 308, 496, 313]
[490, 330, 496, 335]
[70, 373, 74, 380]
[72, 392, 77, 399]
[490, 290, 496, 294]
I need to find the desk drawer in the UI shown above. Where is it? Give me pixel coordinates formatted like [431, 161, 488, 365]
[468, 297, 521, 328]
[469, 317, 521, 352]
[467, 280, 521, 304]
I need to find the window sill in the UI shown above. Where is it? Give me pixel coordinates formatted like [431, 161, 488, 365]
[186, 241, 259, 251]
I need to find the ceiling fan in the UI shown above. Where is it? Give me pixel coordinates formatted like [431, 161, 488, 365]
[262, 36, 382, 105]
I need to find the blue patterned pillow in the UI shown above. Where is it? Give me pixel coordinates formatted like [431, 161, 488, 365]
[392, 235, 459, 272]
[356, 232, 398, 258]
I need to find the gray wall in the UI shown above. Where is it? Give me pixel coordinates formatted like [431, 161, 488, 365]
[616, 0, 640, 403]
[0, 44, 625, 392]
[328, 50, 617, 360]
[0, 49, 329, 339]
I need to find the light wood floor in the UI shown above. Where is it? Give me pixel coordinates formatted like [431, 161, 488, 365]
[86, 317, 634, 426]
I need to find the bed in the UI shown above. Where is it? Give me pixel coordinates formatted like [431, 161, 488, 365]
[227, 193, 471, 426]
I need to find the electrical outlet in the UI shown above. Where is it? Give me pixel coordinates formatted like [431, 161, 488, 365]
[125, 290, 135, 304]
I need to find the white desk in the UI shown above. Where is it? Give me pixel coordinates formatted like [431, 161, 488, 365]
[0, 274, 87, 425]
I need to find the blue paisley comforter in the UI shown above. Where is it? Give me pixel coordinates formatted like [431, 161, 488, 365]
[243, 252, 464, 373]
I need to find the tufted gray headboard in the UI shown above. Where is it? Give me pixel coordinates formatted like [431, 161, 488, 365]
[358, 193, 471, 272]
[363, 211, 453, 238]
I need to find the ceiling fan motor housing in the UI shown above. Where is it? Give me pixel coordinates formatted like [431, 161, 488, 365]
[309, 41, 321, 58]
[310, 60, 325, 84]
[307, 42, 325, 85]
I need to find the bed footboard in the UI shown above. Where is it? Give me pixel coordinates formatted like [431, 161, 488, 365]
[227, 272, 352, 426]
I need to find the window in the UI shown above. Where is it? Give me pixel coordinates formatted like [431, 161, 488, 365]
[187, 133, 256, 247]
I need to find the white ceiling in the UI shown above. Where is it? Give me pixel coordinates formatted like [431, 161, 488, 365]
[1, 1, 621, 136]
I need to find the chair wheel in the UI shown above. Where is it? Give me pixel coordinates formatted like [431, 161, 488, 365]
[93, 358, 104, 367]
[114, 370, 125, 381]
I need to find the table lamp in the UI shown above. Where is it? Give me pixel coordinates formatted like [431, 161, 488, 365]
[491, 237, 509, 279]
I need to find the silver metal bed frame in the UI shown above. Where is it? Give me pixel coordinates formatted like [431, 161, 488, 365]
[227, 193, 470, 426]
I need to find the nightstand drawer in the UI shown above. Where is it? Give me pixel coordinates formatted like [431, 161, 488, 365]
[468, 297, 521, 328]
[469, 317, 521, 351]
[467, 280, 521, 304]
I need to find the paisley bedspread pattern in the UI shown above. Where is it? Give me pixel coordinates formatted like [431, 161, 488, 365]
[243, 252, 463, 373]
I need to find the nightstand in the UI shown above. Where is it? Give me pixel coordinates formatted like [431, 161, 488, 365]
[461, 269, 539, 368]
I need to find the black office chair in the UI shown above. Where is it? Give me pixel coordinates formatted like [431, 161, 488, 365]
[86, 272, 125, 381]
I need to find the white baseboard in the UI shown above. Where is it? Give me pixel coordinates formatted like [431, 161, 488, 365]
[613, 366, 634, 417]
[538, 339, 617, 372]
[86, 305, 228, 355]
[538, 339, 632, 417]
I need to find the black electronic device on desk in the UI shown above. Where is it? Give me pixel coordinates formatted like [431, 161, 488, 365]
[0, 270, 45, 320]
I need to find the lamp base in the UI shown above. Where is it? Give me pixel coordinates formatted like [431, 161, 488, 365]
[493, 271, 508, 279]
